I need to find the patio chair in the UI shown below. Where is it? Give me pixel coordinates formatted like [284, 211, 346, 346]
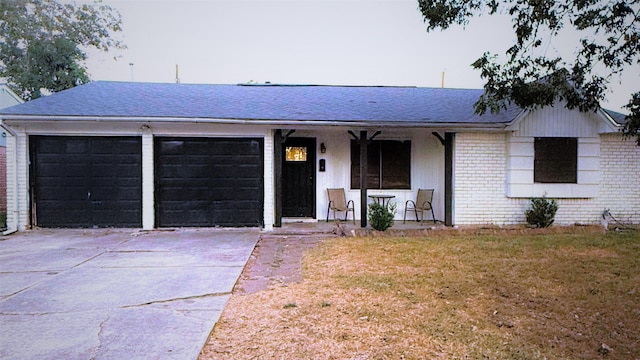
[326, 188, 355, 224]
[403, 188, 436, 224]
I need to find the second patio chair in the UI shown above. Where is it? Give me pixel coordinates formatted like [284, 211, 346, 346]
[403, 188, 436, 224]
[326, 188, 355, 224]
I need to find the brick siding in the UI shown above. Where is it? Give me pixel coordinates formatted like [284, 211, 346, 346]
[454, 133, 524, 225]
[599, 134, 640, 224]
[454, 132, 639, 226]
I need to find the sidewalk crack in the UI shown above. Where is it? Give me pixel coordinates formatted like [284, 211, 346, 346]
[120, 292, 231, 308]
[89, 309, 112, 360]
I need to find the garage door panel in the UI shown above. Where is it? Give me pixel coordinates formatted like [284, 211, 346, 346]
[91, 186, 140, 201]
[37, 188, 87, 201]
[31, 136, 142, 228]
[155, 137, 263, 227]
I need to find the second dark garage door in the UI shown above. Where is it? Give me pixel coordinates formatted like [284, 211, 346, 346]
[155, 137, 264, 227]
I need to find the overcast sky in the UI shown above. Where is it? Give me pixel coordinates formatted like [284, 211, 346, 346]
[85, 0, 637, 113]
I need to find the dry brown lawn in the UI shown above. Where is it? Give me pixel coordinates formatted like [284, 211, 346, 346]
[200, 227, 639, 359]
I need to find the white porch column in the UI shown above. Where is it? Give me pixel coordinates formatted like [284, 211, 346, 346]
[2, 124, 19, 233]
[141, 128, 154, 230]
[263, 130, 274, 231]
[13, 127, 28, 231]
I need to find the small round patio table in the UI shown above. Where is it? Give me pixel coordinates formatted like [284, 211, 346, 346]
[368, 195, 396, 207]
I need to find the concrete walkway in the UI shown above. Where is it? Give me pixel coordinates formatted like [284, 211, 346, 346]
[0, 228, 259, 360]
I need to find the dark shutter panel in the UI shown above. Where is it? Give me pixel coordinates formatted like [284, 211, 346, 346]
[351, 139, 410, 189]
[351, 140, 381, 189]
[381, 140, 411, 189]
[534, 137, 578, 183]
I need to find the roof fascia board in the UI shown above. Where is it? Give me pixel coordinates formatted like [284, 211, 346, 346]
[504, 109, 530, 131]
[596, 108, 623, 132]
[0, 114, 508, 131]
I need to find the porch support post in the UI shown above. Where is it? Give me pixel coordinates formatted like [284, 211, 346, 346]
[141, 128, 154, 230]
[274, 129, 283, 227]
[359, 130, 368, 228]
[444, 132, 454, 226]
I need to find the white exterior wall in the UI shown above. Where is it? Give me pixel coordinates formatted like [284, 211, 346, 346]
[454, 132, 606, 226]
[507, 106, 601, 198]
[2, 121, 275, 231]
[454, 133, 525, 225]
[141, 129, 154, 230]
[4, 109, 636, 231]
[6, 126, 30, 231]
[263, 130, 274, 230]
[311, 129, 445, 221]
[455, 106, 640, 226]
[600, 134, 640, 224]
[4, 130, 19, 232]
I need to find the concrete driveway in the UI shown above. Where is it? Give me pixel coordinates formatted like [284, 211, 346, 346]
[0, 228, 259, 359]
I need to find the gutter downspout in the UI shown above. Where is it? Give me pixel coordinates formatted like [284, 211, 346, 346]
[1, 122, 18, 235]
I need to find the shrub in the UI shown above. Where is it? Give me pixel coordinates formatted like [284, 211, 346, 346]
[525, 196, 558, 228]
[368, 202, 396, 231]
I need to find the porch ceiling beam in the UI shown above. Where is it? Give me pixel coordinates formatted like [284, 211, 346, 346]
[282, 129, 295, 141]
[432, 131, 446, 146]
[368, 131, 382, 142]
[347, 130, 359, 140]
[348, 130, 381, 142]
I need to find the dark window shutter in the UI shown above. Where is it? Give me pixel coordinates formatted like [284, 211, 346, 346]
[381, 140, 411, 189]
[534, 137, 578, 183]
[351, 139, 410, 189]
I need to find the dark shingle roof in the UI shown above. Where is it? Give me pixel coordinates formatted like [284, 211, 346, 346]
[603, 109, 628, 125]
[0, 81, 523, 125]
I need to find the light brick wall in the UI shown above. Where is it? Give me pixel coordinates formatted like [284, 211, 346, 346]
[455, 132, 640, 226]
[454, 133, 525, 225]
[142, 131, 154, 230]
[600, 134, 640, 224]
[263, 131, 274, 230]
[16, 129, 29, 230]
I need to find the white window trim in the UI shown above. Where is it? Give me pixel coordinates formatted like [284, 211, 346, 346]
[506, 136, 600, 198]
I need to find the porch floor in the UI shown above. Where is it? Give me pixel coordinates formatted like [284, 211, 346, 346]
[273, 219, 445, 236]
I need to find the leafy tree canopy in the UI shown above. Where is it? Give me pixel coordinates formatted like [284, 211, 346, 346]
[418, 0, 640, 144]
[0, 0, 125, 100]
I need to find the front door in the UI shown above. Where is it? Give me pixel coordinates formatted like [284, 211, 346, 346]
[282, 137, 316, 217]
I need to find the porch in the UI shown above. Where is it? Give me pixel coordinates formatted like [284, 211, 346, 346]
[273, 218, 446, 236]
[274, 128, 454, 229]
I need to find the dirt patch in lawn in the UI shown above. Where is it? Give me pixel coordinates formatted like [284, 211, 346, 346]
[233, 233, 332, 294]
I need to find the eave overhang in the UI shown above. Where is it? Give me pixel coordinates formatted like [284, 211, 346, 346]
[0, 114, 512, 132]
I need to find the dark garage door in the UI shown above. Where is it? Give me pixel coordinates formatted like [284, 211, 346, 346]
[30, 136, 142, 228]
[155, 137, 263, 227]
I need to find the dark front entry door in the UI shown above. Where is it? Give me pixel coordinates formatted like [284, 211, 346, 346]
[282, 137, 316, 218]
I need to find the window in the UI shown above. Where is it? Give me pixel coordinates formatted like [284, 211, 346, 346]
[350, 140, 411, 189]
[285, 146, 307, 162]
[534, 137, 577, 183]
